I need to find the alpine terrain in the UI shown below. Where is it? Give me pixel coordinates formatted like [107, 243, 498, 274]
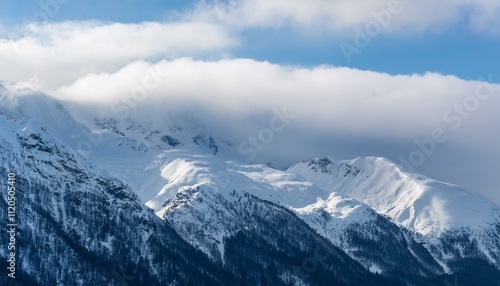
[1, 85, 499, 285]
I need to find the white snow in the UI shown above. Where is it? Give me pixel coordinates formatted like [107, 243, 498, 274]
[2, 88, 500, 273]
[287, 157, 500, 237]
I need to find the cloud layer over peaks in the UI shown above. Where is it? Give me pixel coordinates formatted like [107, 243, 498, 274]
[55, 58, 500, 204]
[57, 58, 500, 151]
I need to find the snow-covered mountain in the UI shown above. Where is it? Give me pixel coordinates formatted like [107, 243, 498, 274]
[153, 153, 444, 281]
[0, 93, 237, 285]
[288, 157, 500, 272]
[1, 87, 500, 285]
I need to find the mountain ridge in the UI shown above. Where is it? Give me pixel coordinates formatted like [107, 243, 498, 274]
[1, 88, 500, 285]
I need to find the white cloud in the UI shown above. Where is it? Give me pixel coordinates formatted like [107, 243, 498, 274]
[187, 0, 500, 34]
[56, 58, 500, 203]
[0, 21, 237, 90]
[58, 58, 500, 150]
[465, 0, 500, 33]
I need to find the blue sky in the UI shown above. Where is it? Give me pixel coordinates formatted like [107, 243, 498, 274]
[1, 0, 499, 82]
[0, 0, 187, 24]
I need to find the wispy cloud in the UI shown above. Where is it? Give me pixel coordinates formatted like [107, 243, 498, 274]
[186, 0, 500, 34]
[0, 21, 237, 89]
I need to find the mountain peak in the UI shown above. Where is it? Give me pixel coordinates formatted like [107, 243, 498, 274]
[289, 156, 500, 236]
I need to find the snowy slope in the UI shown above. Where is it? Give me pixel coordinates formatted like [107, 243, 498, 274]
[287, 157, 500, 269]
[287, 157, 500, 235]
[141, 151, 401, 284]
[143, 152, 442, 277]
[146, 150, 332, 263]
[0, 92, 236, 285]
